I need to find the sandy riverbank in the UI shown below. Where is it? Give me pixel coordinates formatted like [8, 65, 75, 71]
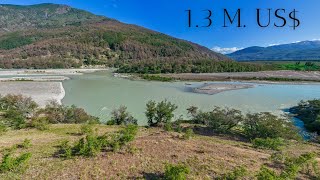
[0, 76, 70, 82]
[0, 69, 107, 106]
[0, 82, 65, 107]
[0, 68, 105, 76]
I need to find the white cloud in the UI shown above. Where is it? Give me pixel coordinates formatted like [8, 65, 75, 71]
[211, 46, 242, 54]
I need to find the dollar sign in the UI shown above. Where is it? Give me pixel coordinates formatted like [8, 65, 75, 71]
[289, 9, 300, 30]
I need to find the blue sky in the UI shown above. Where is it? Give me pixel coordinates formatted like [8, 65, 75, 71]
[2, 0, 320, 53]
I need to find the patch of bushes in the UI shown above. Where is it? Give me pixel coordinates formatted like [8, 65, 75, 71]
[57, 140, 72, 159]
[80, 123, 95, 135]
[57, 125, 138, 158]
[0, 122, 7, 135]
[187, 106, 301, 142]
[18, 139, 32, 149]
[30, 117, 50, 131]
[243, 112, 301, 140]
[0, 147, 32, 173]
[252, 138, 285, 151]
[218, 166, 248, 180]
[164, 163, 190, 180]
[256, 152, 319, 179]
[256, 166, 278, 180]
[39, 101, 99, 124]
[164, 122, 174, 132]
[3, 109, 27, 130]
[183, 128, 194, 140]
[0, 94, 38, 115]
[290, 99, 320, 135]
[145, 100, 178, 127]
[190, 107, 243, 133]
[107, 106, 137, 125]
[141, 75, 173, 82]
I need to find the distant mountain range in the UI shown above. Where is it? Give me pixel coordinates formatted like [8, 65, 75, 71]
[0, 3, 228, 68]
[228, 41, 320, 61]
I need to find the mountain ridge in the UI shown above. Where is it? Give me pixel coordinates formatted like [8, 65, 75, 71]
[228, 40, 320, 61]
[0, 3, 229, 69]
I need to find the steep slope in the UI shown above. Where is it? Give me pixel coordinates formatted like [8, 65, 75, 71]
[228, 41, 320, 61]
[0, 3, 228, 69]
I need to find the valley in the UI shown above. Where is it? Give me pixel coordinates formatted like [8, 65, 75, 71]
[0, 2, 319, 180]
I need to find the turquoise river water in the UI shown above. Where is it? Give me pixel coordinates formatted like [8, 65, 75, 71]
[62, 70, 320, 127]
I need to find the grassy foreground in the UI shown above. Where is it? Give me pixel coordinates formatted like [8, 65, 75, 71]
[0, 124, 319, 180]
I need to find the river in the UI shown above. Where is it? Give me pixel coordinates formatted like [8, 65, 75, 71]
[62, 70, 320, 126]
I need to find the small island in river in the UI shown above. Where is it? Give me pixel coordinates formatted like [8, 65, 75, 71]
[192, 83, 255, 95]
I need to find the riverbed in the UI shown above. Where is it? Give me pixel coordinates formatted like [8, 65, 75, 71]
[62, 70, 320, 125]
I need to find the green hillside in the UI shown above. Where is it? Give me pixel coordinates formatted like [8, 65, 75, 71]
[0, 3, 229, 69]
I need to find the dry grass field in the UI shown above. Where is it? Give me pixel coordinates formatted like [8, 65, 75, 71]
[0, 125, 319, 180]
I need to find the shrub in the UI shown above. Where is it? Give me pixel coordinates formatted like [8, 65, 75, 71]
[73, 135, 103, 157]
[80, 123, 94, 135]
[117, 125, 138, 146]
[108, 106, 137, 125]
[183, 128, 194, 140]
[58, 140, 72, 159]
[41, 101, 99, 124]
[218, 166, 248, 180]
[256, 152, 319, 179]
[145, 100, 178, 127]
[256, 166, 278, 180]
[290, 99, 320, 134]
[164, 163, 190, 180]
[4, 109, 27, 129]
[18, 139, 32, 149]
[164, 122, 173, 132]
[0, 122, 7, 135]
[57, 125, 138, 157]
[243, 112, 301, 140]
[252, 138, 285, 151]
[141, 74, 173, 82]
[30, 117, 50, 131]
[0, 149, 32, 173]
[280, 152, 319, 179]
[190, 107, 243, 133]
[0, 94, 38, 115]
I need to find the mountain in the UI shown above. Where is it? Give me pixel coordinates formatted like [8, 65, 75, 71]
[228, 41, 320, 61]
[0, 3, 229, 69]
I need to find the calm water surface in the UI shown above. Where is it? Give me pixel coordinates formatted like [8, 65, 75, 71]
[62, 70, 320, 125]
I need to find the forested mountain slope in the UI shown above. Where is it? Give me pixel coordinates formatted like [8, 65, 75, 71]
[0, 3, 229, 69]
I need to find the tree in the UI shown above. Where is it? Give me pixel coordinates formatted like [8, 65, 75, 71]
[0, 94, 38, 116]
[109, 106, 137, 125]
[242, 112, 300, 140]
[190, 107, 243, 133]
[145, 100, 178, 127]
[40, 100, 98, 124]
